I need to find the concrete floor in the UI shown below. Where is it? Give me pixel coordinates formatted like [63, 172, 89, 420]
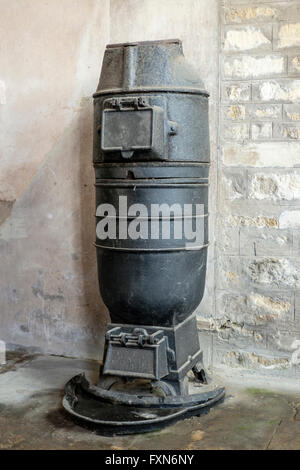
[0, 351, 299, 450]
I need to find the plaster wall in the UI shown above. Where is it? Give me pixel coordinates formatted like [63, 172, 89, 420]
[0, 0, 110, 358]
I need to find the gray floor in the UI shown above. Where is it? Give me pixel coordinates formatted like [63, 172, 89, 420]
[0, 351, 299, 450]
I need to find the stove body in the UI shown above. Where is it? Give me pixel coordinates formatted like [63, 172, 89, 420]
[94, 39, 209, 397]
[63, 40, 224, 433]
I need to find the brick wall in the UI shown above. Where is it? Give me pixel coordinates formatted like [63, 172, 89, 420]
[210, 0, 300, 375]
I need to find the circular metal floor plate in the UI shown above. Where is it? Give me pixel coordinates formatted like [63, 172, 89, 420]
[63, 374, 225, 435]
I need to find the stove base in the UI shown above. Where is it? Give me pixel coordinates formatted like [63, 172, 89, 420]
[62, 374, 225, 435]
